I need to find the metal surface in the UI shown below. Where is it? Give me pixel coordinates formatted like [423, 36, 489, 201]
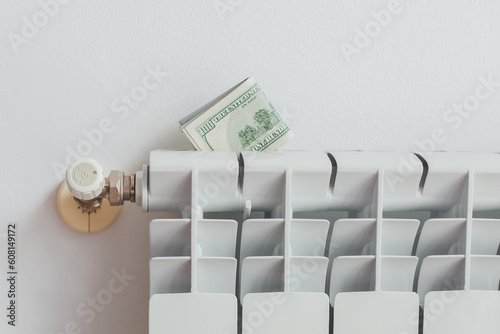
[108, 170, 124, 206]
[74, 197, 103, 213]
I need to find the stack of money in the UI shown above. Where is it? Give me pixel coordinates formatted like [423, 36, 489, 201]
[180, 77, 293, 152]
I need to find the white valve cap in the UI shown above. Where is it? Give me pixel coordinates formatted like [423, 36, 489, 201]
[66, 158, 105, 201]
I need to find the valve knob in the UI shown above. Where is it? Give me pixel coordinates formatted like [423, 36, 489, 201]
[66, 158, 105, 201]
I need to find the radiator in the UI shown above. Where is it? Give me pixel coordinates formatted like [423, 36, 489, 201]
[142, 150, 500, 334]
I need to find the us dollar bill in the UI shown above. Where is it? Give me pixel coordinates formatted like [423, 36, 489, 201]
[179, 77, 293, 152]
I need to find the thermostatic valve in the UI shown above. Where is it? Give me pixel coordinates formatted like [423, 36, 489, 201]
[66, 159, 135, 213]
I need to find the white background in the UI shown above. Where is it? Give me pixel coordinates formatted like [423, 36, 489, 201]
[1, 1, 500, 333]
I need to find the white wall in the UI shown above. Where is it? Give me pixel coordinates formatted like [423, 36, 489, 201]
[1, 1, 500, 333]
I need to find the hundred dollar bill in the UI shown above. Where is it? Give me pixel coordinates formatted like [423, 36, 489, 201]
[179, 77, 293, 152]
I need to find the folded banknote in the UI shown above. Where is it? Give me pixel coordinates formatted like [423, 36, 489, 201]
[180, 77, 293, 152]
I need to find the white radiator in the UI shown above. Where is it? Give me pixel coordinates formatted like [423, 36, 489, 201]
[142, 151, 500, 334]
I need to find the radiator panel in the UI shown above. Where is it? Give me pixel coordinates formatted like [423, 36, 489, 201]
[146, 151, 500, 333]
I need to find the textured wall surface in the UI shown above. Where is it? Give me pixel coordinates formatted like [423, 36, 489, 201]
[1, 1, 500, 333]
